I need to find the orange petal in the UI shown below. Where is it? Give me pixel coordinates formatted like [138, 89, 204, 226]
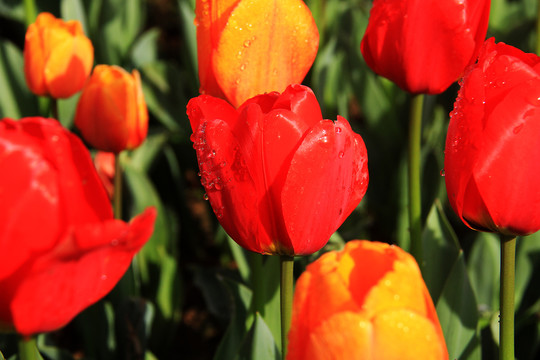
[297, 311, 373, 360]
[213, 0, 319, 107]
[372, 309, 448, 360]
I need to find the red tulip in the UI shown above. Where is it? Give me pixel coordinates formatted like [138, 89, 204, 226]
[361, 0, 490, 94]
[287, 240, 448, 360]
[75, 65, 149, 153]
[24, 12, 94, 98]
[187, 84, 368, 255]
[0, 117, 156, 336]
[445, 38, 540, 236]
[195, 0, 319, 108]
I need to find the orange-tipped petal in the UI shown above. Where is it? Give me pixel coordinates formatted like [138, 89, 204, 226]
[212, 0, 319, 107]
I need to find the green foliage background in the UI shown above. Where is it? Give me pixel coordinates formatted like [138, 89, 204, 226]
[1, 0, 540, 359]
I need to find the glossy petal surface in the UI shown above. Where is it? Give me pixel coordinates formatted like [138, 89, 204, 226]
[287, 240, 448, 359]
[75, 65, 149, 153]
[195, 0, 319, 107]
[361, 0, 490, 94]
[0, 117, 156, 336]
[445, 38, 540, 236]
[23, 12, 93, 98]
[187, 85, 368, 255]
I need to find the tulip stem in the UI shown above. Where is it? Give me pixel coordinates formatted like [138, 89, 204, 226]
[408, 94, 424, 268]
[18, 336, 42, 360]
[537, 0, 540, 55]
[500, 235, 516, 360]
[113, 153, 123, 220]
[23, 0, 37, 26]
[280, 255, 294, 359]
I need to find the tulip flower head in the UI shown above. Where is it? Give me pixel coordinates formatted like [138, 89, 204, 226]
[445, 38, 540, 236]
[24, 12, 94, 98]
[195, 0, 319, 107]
[187, 84, 368, 255]
[75, 65, 149, 153]
[361, 0, 490, 94]
[0, 117, 156, 336]
[287, 240, 448, 360]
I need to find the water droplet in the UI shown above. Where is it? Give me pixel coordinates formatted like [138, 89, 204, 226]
[513, 124, 524, 134]
[215, 182, 222, 190]
[101, 274, 108, 280]
[220, 161, 226, 167]
[335, 127, 342, 133]
[243, 40, 251, 48]
[240, 63, 246, 71]
[338, 151, 345, 158]
[440, 169, 445, 177]
[203, 193, 209, 200]
[197, 172, 201, 177]
[51, 135, 59, 142]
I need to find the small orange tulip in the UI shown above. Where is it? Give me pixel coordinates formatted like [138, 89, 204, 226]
[287, 240, 448, 360]
[195, 0, 319, 108]
[24, 12, 94, 98]
[75, 65, 148, 153]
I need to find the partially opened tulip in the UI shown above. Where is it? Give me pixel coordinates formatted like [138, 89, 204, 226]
[24, 12, 94, 98]
[187, 84, 368, 255]
[195, 0, 319, 107]
[0, 117, 156, 336]
[75, 65, 149, 153]
[361, 0, 490, 94]
[287, 240, 448, 360]
[445, 38, 540, 236]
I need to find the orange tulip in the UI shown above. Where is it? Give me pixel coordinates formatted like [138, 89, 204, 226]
[195, 0, 319, 108]
[75, 65, 148, 153]
[287, 240, 448, 360]
[24, 12, 94, 98]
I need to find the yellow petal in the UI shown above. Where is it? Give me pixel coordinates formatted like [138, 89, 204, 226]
[213, 0, 319, 107]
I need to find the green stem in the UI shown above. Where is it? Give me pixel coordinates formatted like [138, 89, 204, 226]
[249, 252, 265, 318]
[408, 94, 424, 268]
[113, 153, 123, 220]
[280, 255, 294, 359]
[500, 235, 516, 360]
[18, 336, 41, 360]
[23, 0, 37, 27]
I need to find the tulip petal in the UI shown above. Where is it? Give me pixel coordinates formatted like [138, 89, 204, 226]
[212, 0, 319, 107]
[3, 207, 156, 336]
[303, 312, 373, 360]
[373, 309, 447, 360]
[281, 116, 368, 254]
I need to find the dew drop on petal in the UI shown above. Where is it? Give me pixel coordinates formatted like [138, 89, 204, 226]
[440, 169, 445, 177]
[203, 193, 209, 200]
[338, 151, 345, 159]
[335, 127, 342, 134]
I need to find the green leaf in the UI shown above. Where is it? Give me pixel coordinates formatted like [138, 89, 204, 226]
[422, 200, 460, 303]
[467, 232, 500, 327]
[0, 40, 39, 118]
[213, 279, 253, 360]
[238, 313, 280, 360]
[225, 230, 251, 284]
[515, 231, 540, 311]
[130, 28, 161, 68]
[436, 252, 481, 360]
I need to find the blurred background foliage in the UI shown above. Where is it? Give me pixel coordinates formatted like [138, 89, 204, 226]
[1, 0, 540, 359]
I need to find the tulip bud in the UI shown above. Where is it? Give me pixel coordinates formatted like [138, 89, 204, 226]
[444, 38, 540, 236]
[361, 0, 490, 94]
[195, 0, 319, 107]
[24, 12, 94, 98]
[75, 65, 149, 153]
[287, 240, 448, 360]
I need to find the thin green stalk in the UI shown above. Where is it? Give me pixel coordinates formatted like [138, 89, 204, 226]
[249, 251, 265, 317]
[500, 235, 516, 360]
[18, 336, 41, 360]
[280, 255, 294, 359]
[408, 94, 424, 268]
[23, 0, 37, 27]
[113, 153, 123, 220]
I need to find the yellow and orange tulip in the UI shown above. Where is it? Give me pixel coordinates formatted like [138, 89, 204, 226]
[195, 0, 319, 108]
[287, 240, 448, 360]
[24, 12, 94, 98]
[75, 65, 148, 153]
